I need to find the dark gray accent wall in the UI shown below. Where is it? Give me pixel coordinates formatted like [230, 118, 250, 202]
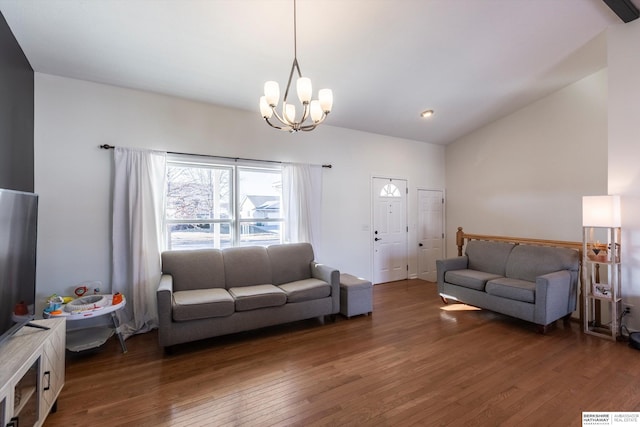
[0, 11, 34, 192]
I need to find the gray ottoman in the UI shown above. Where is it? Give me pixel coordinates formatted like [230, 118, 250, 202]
[340, 273, 373, 318]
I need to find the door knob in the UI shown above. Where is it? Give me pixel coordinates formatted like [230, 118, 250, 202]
[375, 237, 382, 241]
[418, 243, 423, 247]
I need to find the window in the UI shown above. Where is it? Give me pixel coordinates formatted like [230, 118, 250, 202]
[238, 167, 282, 246]
[164, 157, 283, 250]
[380, 183, 401, 198]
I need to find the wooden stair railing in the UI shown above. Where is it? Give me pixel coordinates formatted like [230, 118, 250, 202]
[455, 226, 583, 257]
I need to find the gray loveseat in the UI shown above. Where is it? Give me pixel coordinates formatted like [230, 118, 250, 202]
[436, 240, 580, 332]
[157, 242, 339, 349]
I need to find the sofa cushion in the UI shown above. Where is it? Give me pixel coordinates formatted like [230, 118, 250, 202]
[162, 249, 226, 291]
[268, 243, 314, 285]
[172, 288, 235, 321]
[229, 284, 287, 311]
[223, 246, 272, 288]
[466, 240, 516, 277]
[279, 278, 331, 303]
[505, 244, 580, 282]
[485, 277, 535, 303]
[444, 269, 503, 291]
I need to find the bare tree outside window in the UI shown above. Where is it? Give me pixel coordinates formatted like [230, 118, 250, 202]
[166, 166, 230, 220]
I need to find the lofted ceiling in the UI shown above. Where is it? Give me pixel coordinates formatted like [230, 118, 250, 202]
[0, 0, 631, 144]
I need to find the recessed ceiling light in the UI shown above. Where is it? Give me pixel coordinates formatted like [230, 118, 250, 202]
[420, 109, 434, 118]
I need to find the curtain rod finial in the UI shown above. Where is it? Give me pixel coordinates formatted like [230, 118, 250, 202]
[100, 144, 114, 150]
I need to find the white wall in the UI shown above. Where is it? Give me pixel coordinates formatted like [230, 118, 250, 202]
[445, 69, 608, 255]
[33, 73, 445, 312]
[607, 18, 640, 331]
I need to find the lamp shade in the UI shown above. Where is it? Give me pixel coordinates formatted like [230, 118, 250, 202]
[582, 195, 621, 227]
[310, 100, 323, 122]
[264, 81, 280, 107]
[296, 77, 312, 103]
[259, 96, 272, 119]
[319, 89, 333, 113]
[284, 103, 296, 124]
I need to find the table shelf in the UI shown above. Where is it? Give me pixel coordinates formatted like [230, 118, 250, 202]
[583, 226, 622, 341]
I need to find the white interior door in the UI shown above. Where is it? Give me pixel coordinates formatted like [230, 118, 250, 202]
[372, 178, 408, 284]
[417, 189, 444, 282]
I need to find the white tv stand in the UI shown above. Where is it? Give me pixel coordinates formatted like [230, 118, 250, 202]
[0, 318, 65, 427]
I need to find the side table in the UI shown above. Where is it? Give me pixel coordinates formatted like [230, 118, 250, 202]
[44, 294, 127, 353]
[339, 273, 373, 318]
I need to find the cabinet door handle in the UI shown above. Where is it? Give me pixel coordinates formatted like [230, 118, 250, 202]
[44, 370, 51, 391]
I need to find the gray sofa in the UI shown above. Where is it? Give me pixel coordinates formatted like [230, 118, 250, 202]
[157, 242, 339, 348]
[436, 240, 580, 332]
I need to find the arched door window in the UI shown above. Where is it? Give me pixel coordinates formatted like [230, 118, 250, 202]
[380, 183, 401, 198]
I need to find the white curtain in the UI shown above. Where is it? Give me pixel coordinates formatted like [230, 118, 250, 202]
[282, 163, 322, 248]
[112, 147, 166, 339]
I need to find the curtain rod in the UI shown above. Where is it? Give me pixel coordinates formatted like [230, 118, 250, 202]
[99, 144, 332, 168]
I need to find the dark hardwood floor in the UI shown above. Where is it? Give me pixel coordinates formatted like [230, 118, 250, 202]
[44, 280, 640, 426]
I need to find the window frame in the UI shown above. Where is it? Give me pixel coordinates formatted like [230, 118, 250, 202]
[163, 155, 284, 250]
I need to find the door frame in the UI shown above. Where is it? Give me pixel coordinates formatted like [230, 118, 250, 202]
[370, 175, 409, 285]
[416, 188, 446, 281]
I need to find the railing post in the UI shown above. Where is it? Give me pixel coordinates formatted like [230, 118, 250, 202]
[456, 227, 464, 256]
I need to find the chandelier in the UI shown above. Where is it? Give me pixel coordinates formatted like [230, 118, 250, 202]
[259, 0, 333, 132]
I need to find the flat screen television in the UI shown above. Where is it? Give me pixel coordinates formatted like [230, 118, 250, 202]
[0, 188, 38, 345]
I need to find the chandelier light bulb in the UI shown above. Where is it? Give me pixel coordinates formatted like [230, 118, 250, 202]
[319, 89, 333, 113]
[264, 81, 280, 107]
[284, 103, 296, 124]
[259, 96, 272, 119]
[296, 77, 312, 104]
[310, 100, 323, 123]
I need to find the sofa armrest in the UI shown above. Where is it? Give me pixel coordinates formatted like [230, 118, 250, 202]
[158, 273, 173, 293]
[157, 274, 174, 347]
[533, 270, 572, 325]
[436, 256, 469, 291]
[311, 262, 340, 314]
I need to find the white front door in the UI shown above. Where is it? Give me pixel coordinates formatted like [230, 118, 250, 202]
[372, 177, 408, 284]
[417, 189, 444, 282]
